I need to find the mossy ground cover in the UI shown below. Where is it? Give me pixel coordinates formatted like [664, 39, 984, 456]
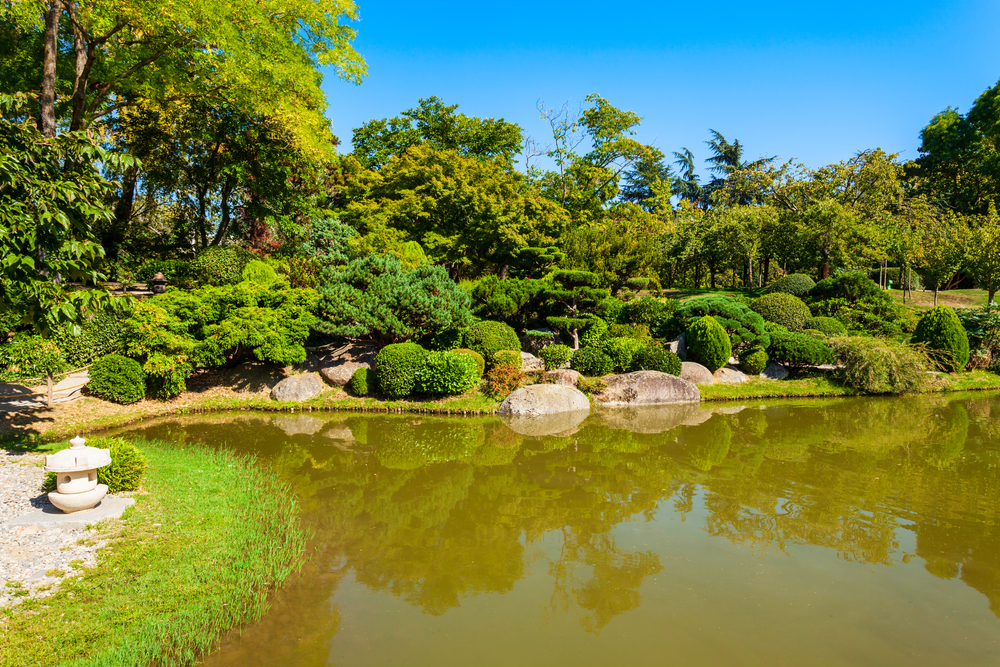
[0, 439, 308, 667]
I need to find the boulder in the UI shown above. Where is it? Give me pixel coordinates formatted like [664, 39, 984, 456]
[270, 374, 326, 402]
[319, 361, 371, 387]
[667, 333, 687, 361]
[497, 384, 591, 416]
[596, 402, 701, 434]
[500, 410, 589, 437]
[713, 365, 748, 384]
[760, 362, 789, 381]
[545, 369, 582, 386]
[272, 414, 326, 436]
[592, 371, 700, 407]
[680, 361, 715, 385]
[521, 352, 545, 372]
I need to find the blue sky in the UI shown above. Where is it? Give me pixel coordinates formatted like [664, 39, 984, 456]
[321, 1, 1000, 177]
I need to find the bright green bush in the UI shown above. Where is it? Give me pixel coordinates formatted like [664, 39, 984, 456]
[604, 336, 645, 371]
[571, 346, 614, 376]
[767, 332, 834, 370]
[452, 348, 485, 376]
[831, 336, 932, 394]
[0, 334, 67, 382]
[191, 246, 255, 286]
[348, 367, 376, 396]
[492, 349, 523, 369]
[807, 316, 847, 337]
[676, 295, 769, 355]
[685, 315, 732, 372]
[630, 346, 682, 376]
[88, 353, 145, 404]
[539, 344, 573, 371]
[625, 277, 650, 291]
[579, 316, 609, 348]
[97, 437, 148, 492]
[763, 321, 788, 336]
[912, 305, 970, 371]
[373, 343, 428, 398]
[464, 320, 521, 362]
[765, 273, 815, 296]
[620, 296, 678, 336]
[414, 351, 480, 395]
[739, 349, 769, 375]
[752, 293, 812, 331]
[595, 297, 625, 323]
[241, 260, 279, 286]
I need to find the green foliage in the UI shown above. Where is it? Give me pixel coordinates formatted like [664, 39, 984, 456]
[685, 315, 732, 372]
[954, 307, 1000, 366]
[802, 329, 827, 339]
[135, 259, 195, 289]
[767, 332, 834, 370]
[539, 344, 574, 371]
[0, 334, 67, 382]
[603, 337, 646, 372]
[831, 337, 932, 394]
[543, 269, 610, 347]
[470, 276, 546, 327]
[428, 328, 467, 351]
[571, 346, 614, 376]
[579, 317, 610, 349]
[752, 293, 812, 331]
[464, 321, 520, 363]
[485, 364, 525, 399]
[630, 346, 682, 376]
[348, 367, 377, 397]
[607, 323, 652, 342]
[763, 321, 789, 336]
[293, 217, 357, 268]
[809, 276, 905, 337]
[241, 260, 279, 286]
[191, 246, 256, 286]
[373, 343, 428, 399]
[765, 274, 815, 296]
[492, 349, 523, 370]
[809, 271, 884, 302]
[452, 348, 485, 377]
[807, 316, 848, 337]
[88, 354, 146, 404]
[739, 349, 769, 375]
[913, 305, 971, 371]
[98, 437, 148, 493]
[625, 277, 650, 291]
[619, 296, 679, 337]
[414, 351, 480, 395]
[595, 297, 626, 323]
[677, 296, 768, 355]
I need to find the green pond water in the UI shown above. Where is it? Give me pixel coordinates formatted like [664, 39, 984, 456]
[117, 394, 1000, 666]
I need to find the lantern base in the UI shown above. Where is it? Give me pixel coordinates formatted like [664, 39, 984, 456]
[48, 484, 108, 513]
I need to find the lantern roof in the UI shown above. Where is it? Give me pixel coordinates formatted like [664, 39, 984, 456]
[44, 436, 111, 473]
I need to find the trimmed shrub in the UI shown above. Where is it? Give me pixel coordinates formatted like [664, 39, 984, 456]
[807, 316, 847, 337]
[579, 317, 609, 349]
[539, 344, 573, 371]
[752, 293, 812, 331]
[374, 343, 428, 398]
[604, 336, 645, 372]
[809, 271, 885, 302]
[492, 349, 523, 370]
[831, 337, 932, 394]
[241, 259, 279, 286]
[630, 346, 682, 376]
[0, 334, 67, 382]
[452, 348, 485, 376]
[765, 273, 815, 296]
[98, 437, 148, 493]
[739, 349, 769, 375]
[763, 321, 788, 336]
[810, 296, 904, 338]
[88, 354, 146, 404]
[428, 328, 467, 351]
[571, 346, 614, 376]
[620, 296, 679, 337]
[348, 367, 377, 396]
[801, 329, 827, 339]
[912, 305, 970, 372]
[464, 321, 520, 362]
[675, 295, 769, 354]
[485, 364, 524, 399]
[686, 315, 732, 372]
[607, 323, 652, 342]
[625, 277, 650, 291]
[767, 332, 834, 370]
[191, 246, 255, 286]
[595, 297, 626, 324]
[414, 351, 480, 395]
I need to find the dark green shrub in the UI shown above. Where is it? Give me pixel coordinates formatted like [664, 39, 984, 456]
[374, 343, 428, 398]
[912, 305, 970, 371]
[348, 367, 377, 396]
[414, 351, 480, 395]
[752, 293, 812, 331]
[685, 315, 732, 372]
[675, 295, 769, 354]
[452, 348, 485, 376]
[807, 316, 847, 337]
[191, 246, 255, 286]
[739, 349, 769, 375]
[767, 332, 834, 370]
[809, 271, 885, 302]
[810, 296, 904, 338]
[97, 437, 148, 492]
[470, 276, 546, 328]
[492, 349, 523, 369]
[620, 296, 679, 337]
[464, 320, 520, 362]
[831, 337, 932, 394]
[603, 337, 645, 371]
[571, 346, 614, 376]
[428, 327, 467, 351]
[0, 334, 67, 382]
[630, 346, 682, 376]
[486, 364, 524, 399]
[539, 344, 573, 370]
[88, 353, 146, 404]
[595, 297, 625, 323]
[578, 316, 609, 348]
[56, 311, 129, 367]
[765, 273, 815, 296]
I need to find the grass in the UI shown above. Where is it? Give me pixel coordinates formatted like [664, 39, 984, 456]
[0, 438, 309, 667]
[700, 374, 856, 401]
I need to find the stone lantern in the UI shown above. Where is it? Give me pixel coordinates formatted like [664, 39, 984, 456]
[43, 436, 111, 513]
[149, 272, 167, 294]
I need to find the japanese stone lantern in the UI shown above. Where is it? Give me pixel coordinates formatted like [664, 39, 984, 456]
[149, 271, 167, 294]
[44, 436, 111, 513]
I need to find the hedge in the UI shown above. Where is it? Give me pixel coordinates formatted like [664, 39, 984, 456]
[912, 305, 970, 372]
[374, 343, 428, 398]
[686, 315, 732, 372]
[464, 321, 520, 362]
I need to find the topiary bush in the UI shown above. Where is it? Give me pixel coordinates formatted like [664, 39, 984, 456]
[88, 353, 146, 404]
[452, 348, 485, 376]
[191, 246, 255, 286]
[485, 364, 524, 399]
[807, 316, 847, 337]
[912, 305, 970, 372]
[685, 315, 732, 372]
[595, 297, 625, 324]
[491, 349, 523, 370]
[767, 332, 834, 370]
[675, 295, 769, 355]
[625, 277, 650, 292]
[539, 344, 573, 371]
[571, 346, 614, 376]
[762, 321, 788, 336]
[374, 343, 428, 398]
[414, 351, 480, 395]
[98, 437, 148, 492]
[752, 293, 812, 331]
[0, 334, 67, 382]
[464, 321, 520, 362]
[603, 336, 645, 372]
[810, 296, 904, 338]
[241, 259, 279, 286]
[348, 367, 377, 396]
[619, 296, 678, 337]
[831, 337, 932, 394]
[630, 346, 682, 376]
[739, 348, 769, 375]
[765, 273, 815, 296]
[578, 316, 609, 349]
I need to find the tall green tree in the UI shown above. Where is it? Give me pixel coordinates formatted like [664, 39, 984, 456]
[967, 204, 1000, 304]
[543, 270, 609, 349]
[918, 212, 969, 305]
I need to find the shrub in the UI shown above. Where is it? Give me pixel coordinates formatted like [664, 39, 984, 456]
[625, 277, 650, 291]
[428, 327, 467, 351]
[191, 246, 255, 286]
[767, 332, 834, 370]
[801, 329, 827, 339]
[54, 311, 130, 368]
[452, 348, 485, 376]
[88, 354, 146, 404]
[571, 346, 614, 376]
[464, 320, 521, 362]
[752, 293, 812, 331]
[492, 349, 523, 370]
[241, 259, 279, 286]
[807, 316, 847, 337]
[739, 349, 769, 375]
[136, 259, 195, 289]
[0, 334, 67, 382]
[630, 346, 682, 376]
[685, 315, 732, 372]
[486, 364, 524, 399]
[675, 295, 769, 355]
[763, 321, 788, 336]
[912, 305, 970, 371]
[348, 367, 377, 396]
[539, 344, 574, 371]
[831, 337, 932, 394]
[604, 336, 645, 371]
[97, 437, 148, 493]
[620, 296, 679, 337]
[809, 271, 885, 302]
[374, 343, 428, 398]
[765, 273, 815, 296]
[414, 351, 480, 395]
[607, 323, 652, 342]
[810, 296, 904, 338]
[595, 297, 625, 323]
[578, 316, 609, 348]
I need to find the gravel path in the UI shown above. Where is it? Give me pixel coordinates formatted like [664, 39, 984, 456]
[0, 450, 108, 608]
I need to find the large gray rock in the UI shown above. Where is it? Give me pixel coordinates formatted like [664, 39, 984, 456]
[592, 371, 700, 407]
[500, 410, 589, 437]
[319, 361, 370, 387]
[545, 369, 582, 386]
[680, 361, 715, 385]
[270, 374, 326, 402]
[667, 333, 687, 361]
[760, 362, 789, 381]
[596, 402, 701, 434]
[497, 383, 591, 416]
[713, 365, 748, 384]
[521, 352, 544, 372]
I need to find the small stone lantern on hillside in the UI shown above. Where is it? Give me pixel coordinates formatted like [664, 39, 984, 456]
[149, 272, 168, 294]
[44, 436, 111, 513]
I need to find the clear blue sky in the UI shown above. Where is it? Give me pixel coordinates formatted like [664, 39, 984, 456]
[321, 1, 1000, 177]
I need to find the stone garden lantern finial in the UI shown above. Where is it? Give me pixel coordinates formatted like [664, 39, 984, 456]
[43, 436, 112, 513]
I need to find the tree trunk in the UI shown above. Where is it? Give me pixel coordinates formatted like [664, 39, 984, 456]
[934, 286, 939, 306]
[46, 372, 54, 408]
[39, 0, 62, 138]
[571, 328, 579, 350]
[763, 255, 770, 286]
[499, 264, 509, 280]
[210, 175, 235, 247]
[820, 259, 830, 280]
[989, 288, 996, 307]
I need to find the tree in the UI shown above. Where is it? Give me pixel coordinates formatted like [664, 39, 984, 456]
[967, 204, 1000, 304]
[917, 212, 969, 305]
[702, 129, 776, 203]
[621, 147, 674, 212]
[672, 148, 704, 206]
[543, 270, 609, 349]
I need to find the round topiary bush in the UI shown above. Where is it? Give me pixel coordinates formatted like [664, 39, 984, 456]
[539, 344, 573, 371]
[807, 316, 847, 337]
[765, 273, 815, 296]
[241, 259, 279, 286]
[464, 321, 520, 362]
[630, 346, 682, 376]
[88, 353, 145, 404]
[348, 367, 377, 396]
[191, 246, 255, 286]
[675, 295, 769, 355]
[492, 349, 523, 370]
[912, 305, 970, 372]
[751, 293, 812, 331]
[686, 315, 732, 372]
[452, 348, 485, 376]
[97, 437, 148, 492]
[414, 351, 480, 395]
[768, 332, 834, 370]
[739, 349, 769, 375]
[374, 342, 428, 398]
[603, 337, 645, 372]
[571, 347, 614, 376]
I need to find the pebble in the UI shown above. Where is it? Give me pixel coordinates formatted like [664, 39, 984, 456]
[0, 449, 108, 608]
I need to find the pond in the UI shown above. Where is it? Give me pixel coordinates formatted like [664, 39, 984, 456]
[116, 394, 1000, 666]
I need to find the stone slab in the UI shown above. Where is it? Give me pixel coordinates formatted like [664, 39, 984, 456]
[6, 496, 135, 529]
